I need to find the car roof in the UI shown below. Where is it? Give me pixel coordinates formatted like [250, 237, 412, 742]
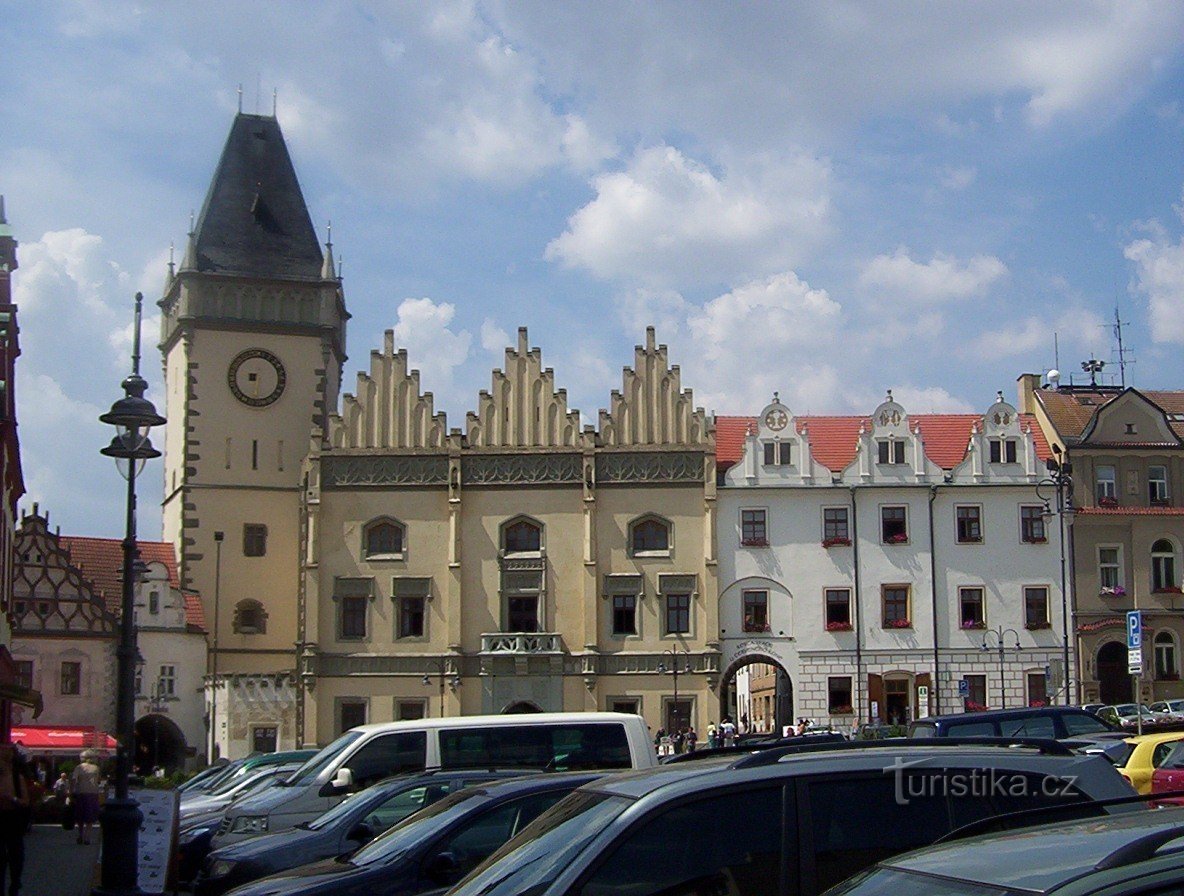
[365, 768, 540, 792]
[916, 707, 1091, 724]
[467, 770, 606, 798]
[1123, 731, 1184, 746]
[346, 711, 638, 734]
[886, 806, 1184, 892]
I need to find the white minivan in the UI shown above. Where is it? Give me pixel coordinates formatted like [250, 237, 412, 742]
[212, 711, 655, 847]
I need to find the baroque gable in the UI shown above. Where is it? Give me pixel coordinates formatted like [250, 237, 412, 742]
[599, 327, 710, 448]
[725, 394, 827, 486]
[1081, 388, 1181, 446]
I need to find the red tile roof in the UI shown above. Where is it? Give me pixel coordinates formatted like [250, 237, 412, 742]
[716, 413, 1050, 472]
[1038, 388, 1184, 440]
[183, 592, 208, 633]
[1077, 616, 1127, 634]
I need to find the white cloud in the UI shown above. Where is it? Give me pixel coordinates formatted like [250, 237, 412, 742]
[859, 247, 1007, 304]
[1125, 209, 1184, 344]
[480, 318, 510, 355]
[939, 165, 977, 191]
[389, 298, 473, 389]
[547, 145, 831, 288]
[973, 309, 1107, 358]
[885, 386, 975, 414]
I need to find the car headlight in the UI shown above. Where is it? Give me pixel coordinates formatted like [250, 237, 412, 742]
[178, 824, 214, 846]
[208, 859, 236, 879]
[231, 815, 269, 834]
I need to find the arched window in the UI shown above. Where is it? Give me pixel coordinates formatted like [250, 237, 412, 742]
[234, 599, 267, 635]
[1152, 539, 1178, 592]
[1156, 631, 1179, 680]
[503, 519, 542, 554]
[363, 519, 405, 559]
[629, 515, 671, 556]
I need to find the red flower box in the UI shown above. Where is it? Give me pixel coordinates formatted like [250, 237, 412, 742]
[743, 623, 772, 633]
[822, 537, 852, 548]
[964, 701, 988, 712]
[1023, 536, 1048, 544]
[885, 533, 909, 545]
[826, 621, 853, 631]
[1154, 586, 1184, 595]
[885, 618, 912, 629]
[740, 537, 769, 547]
[961, 621, 986, 630]
[1098, 497, 1119, 508]
[829, 705, 854, 714]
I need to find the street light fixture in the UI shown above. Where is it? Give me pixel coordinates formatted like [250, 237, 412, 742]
[657, 647, 693, 733]
[96, 291, 165, 896]
[422, 660, 460, 718]
[1036, 447, 1075, 705]
[981, 627, 1022, 709]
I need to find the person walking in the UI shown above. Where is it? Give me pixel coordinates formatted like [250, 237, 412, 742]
[706, 722, 717, 750]
[69, 750, 103, 846]
[0, 744, 31, 895]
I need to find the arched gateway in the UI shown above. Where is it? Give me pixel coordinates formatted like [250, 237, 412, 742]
[718, 653, 793, 736]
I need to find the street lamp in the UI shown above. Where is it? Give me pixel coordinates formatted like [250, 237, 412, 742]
[209, 530, 224, 762]
[657, 647, 693, 733]
[1037, 447, 1075, 705]
[97, 291, 165, 896]
[981, 627, 1022, 709]
[422, 660, 460, 718]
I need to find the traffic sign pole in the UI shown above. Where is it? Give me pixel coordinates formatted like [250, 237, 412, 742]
[1128, 611, 1143, 736]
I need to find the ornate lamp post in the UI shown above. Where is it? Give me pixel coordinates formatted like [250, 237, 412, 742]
[658, 647, 693, 732]
[1036, 448, 1075, 705]
[422, 660, 460, 718]
[96, 292, 165, 896]
[981, 627, 1022, 709]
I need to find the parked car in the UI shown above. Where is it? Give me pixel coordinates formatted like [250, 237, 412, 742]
[216, 771, 605, 896]
[180, 750, 318, 809]
[1151, 740, 1184, 807]
[1081, 703, 1108, 717]
[907, 706, 1121, 740]
[177, 761, 232, 795]
[193, 769, 538, 896]
[1150, 699, 1184, 719]
[1099, 703, 1165, 730]
[823, 806, 1184, 896]
[1115, 731, 1184, 793]
[447, 739, 1139, 896]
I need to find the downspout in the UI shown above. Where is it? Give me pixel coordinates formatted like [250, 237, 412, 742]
[928, 484, 941, 716]
[850, 486, 863, 724]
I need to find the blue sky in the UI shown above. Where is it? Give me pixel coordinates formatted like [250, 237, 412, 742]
[4, 2, 1184, 538]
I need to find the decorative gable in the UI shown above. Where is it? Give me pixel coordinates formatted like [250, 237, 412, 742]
[466, 328, 581, 448]
[328, 329, 447, 449]
[1081, 388, 1181, 446]
[599, 327, 710, 448]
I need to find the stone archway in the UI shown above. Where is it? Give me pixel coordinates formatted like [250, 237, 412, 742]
[133, 714, 186, 774]
[1097, 640, 1129, 705]
[502, 701, 543, 714]
[718, 653, 793, 736]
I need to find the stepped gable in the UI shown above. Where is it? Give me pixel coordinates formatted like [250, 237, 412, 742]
[328, 329, 447, 449]
[186, 113, 324, 280]
[466, 327, 581, 448]
[599, 327, 710, 448]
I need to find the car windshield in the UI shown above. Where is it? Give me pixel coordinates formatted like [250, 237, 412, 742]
[210, 767, 274, 798]
[347, 788, 487, 866]
[284, 731, 363, 786]
[1172, 702, 1184, 713]
[827, 867, 1009, 896]
[1113, 704, 1140, 716]
[305, 788, 368, 832]
[1160, 742, 1184, 769]
[449, 792, 629, 896]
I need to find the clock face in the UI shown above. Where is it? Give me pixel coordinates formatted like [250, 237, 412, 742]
[764, 409, 788, 431]
[228, 349, 286, 407]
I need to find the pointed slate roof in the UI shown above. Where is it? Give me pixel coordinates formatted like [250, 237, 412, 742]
[189, 113, 324, 280]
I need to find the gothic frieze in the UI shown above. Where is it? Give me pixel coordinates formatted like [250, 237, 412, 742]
[462, 453, 583, 486]
[322, 455, 449, 488]
[596, 451, 705, 484]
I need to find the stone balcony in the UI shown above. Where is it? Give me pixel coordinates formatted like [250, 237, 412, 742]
[480, 632, 564, 654]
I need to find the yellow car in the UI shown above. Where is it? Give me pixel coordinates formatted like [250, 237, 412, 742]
[1116, 731, 1184, 793]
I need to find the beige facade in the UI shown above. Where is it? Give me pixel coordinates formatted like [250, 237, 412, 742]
[299, 328, 718, 745]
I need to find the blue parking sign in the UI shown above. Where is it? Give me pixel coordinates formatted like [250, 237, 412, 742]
[958, 679, 970, 697]
[1127, 611, 1142, 650]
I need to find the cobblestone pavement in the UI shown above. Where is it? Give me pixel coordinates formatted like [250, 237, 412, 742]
[20, 823, 100, 896]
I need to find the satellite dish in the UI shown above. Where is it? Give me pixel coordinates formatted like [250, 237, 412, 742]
[1047, 369, 1061, 389]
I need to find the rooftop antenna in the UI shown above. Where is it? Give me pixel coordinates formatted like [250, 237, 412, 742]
[272, 88, 277, 117]
[256, 72, 262, 114]
[1082, 357, 1105, 388]
[1110, 306, 1134, 388]
[237, 84, 243, 114]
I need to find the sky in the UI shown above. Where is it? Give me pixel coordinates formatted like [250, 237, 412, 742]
[4, 1, 1184, 539]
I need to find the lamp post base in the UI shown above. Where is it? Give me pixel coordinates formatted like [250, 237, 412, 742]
[93, 796, 143, 895]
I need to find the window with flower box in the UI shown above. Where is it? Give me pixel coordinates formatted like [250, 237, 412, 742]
[825, 588, 852, 630]
[959, 587, 985, 629]
[1020, 505, 1047, 543]
[881, 506, 908, 544]
[743, 590, 770, 632]
[1096, 465, 1117, 505]
[827, 677, 853, 714]
[822, 507, 850, 546]
[964, 674, 987, 711]
[740, 509, 768, 547]
[1024, 586, 1050, 629]
[1151, 465, 1170, 506]
[1027, 672, 1048, 707]
[1098, 546, 1123, 593]
[955, 506, 982, 544]
[882, 585, 910, 628]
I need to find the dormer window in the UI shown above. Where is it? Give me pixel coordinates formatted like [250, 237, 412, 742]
[989, 439, 1017, 464]
[1126, 423, 1138, 435]
[877, 440, 905, 465]
[763, 441, 791, 466]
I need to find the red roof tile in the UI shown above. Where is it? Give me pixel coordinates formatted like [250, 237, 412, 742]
[1077, 616, 1127, 633]
[58, 536, 188, 620]
[1038, 388, 1184, 440]
[716, 413, 1050, 473]
[183, 592, 207, 633]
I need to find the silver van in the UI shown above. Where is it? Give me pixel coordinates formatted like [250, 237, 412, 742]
[212, 711, 654, 848]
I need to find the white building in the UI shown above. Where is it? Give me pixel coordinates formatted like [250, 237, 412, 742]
[717, 391, 1071, 729]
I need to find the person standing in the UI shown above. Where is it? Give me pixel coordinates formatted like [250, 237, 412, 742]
[69, 750, 103, 846]
[0, 744, 31, 895]
[686, 726, 698, 753]
[706, 722, 717, 749]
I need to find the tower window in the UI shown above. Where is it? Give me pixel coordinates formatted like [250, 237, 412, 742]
[234, 599, 268, 634]
[243, 524, 268, 557]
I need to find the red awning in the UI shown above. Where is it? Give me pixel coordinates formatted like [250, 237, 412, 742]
[10, 726, 117, 753]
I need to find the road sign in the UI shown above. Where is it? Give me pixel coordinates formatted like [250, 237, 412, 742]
[957, 679, 970, 697]
[1128, 611, 1143, 676]
[1129, 648, 1144, 676]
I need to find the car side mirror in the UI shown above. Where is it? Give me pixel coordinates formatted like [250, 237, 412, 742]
[347, 821, 375, 843]
[424, 851, 460, 884]
[329, 767, 354, 793]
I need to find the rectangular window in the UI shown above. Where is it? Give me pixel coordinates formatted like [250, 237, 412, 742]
[1020, 505, 1047, 543]
[251, 439, 258, 471]
[964, 674, 987, 709]
[243, 523, 268, 557]
[740, 509, 768, 546]
[440, 724, 631, 771]
[823, 507, 850, 543]
[665, 593, 691, 635]
[1025, 586, 1050, 629]
[392, 577, 430, 639]
[827, 677, 853, 714]
[882, 585, 910, 627]
[612, 594, 637, 636]
[763, 442, 791, 466]
[399, 597, 425, 638]
[60, 662, 81, 696]
[252, 726, 278, 753]
[339, 595, 367, 639]
[1096, 465, 1117, 503]
[881, 506, 908, 543]
[955, 506, 982, 543]
[338, 699, 367, 734]
[610, 698, 640, 715]
[1151, 465, 1170, 505]
[1027, 672, 1048, 707]
[877, 440, 905, 464]
[396, 701, 427, 721]
[989, 439, 1017, 463]
[159, 665, 176, 697]
[1099, 547, 1122, 590]
[959, 587, 985, 629]
[13, 661, 31, 690]
[148, 591, 160, 614]
[743, 590, 769, 632]
[825, 588, 852, 629]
